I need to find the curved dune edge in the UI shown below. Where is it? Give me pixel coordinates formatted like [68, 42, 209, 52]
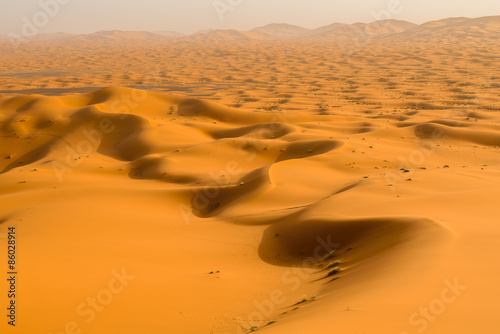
[259, 215, 450, 268]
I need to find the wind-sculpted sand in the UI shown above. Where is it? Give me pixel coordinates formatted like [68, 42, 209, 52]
[0, 16, 499, 334]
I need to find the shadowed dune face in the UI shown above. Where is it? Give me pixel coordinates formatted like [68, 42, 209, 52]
[191, 166, 272, 218]
[275, 140, 342, 162]
[0, 17, 500, 334]
[208, 123, 295, 140]
[258, 215, 446, 267]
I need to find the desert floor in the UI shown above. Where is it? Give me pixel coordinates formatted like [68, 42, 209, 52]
[1, 18, 500, 334]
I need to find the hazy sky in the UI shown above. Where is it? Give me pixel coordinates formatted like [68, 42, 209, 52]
[1, 0, 499, 35]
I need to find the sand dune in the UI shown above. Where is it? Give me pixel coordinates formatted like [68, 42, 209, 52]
[188, 29, 277, 42]
[390, 16, 500, 44]
[308, 19, 417, 40]
[251, 23, 312, 39]
[418, 17, 470, 28]
[0, 15, 499, 334]
[56, 30, 172, 45]
[153, 30, 186, 38]
[4, 16, 499, 47]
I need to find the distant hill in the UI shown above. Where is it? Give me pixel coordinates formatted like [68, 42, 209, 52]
[40, 30, 173, 46]
[418, 17, 470, 28]
[385, 16, 500, 43]
[2, 16, 499, 47]
[307, 19, 417, 40]
[153, 31, 185, 38]
[188, 29, 273, 42]
[251, 23, 311, 39]
[75, 30, 166, 41]
[0, 32, 73, 43]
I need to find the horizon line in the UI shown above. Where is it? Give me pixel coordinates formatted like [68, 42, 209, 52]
[3, 14, 495, 38]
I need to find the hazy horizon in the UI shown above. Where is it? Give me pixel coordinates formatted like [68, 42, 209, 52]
[3, 14, 500, 37]
[1, 0, 499, 36]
